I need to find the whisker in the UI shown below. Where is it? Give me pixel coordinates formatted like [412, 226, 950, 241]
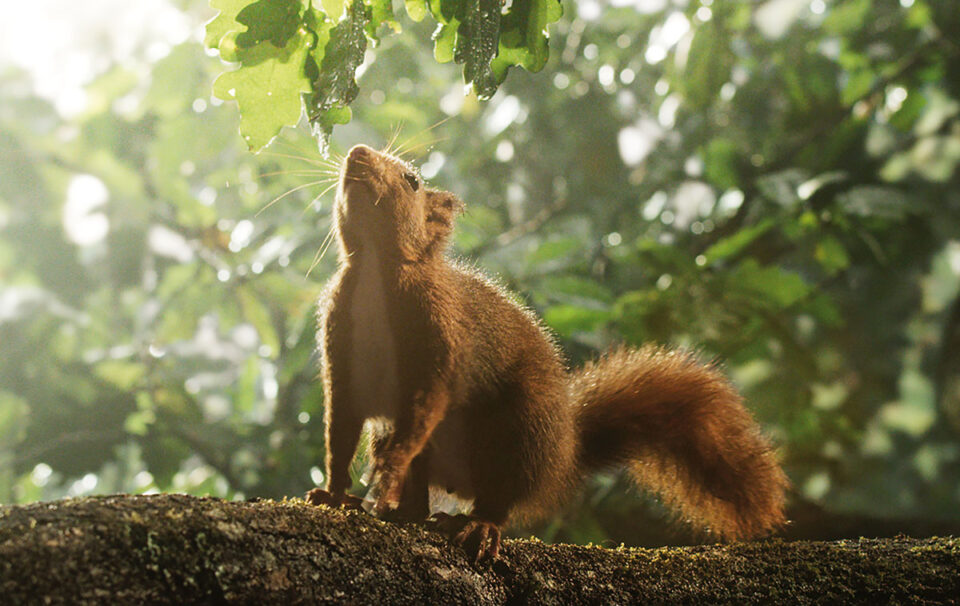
[424, 114, 454, 134]
[305, 240, 327, 280]
[396, 136, 448, 160]
[383, 121, 405, 156]
[301, 181, 340, 216]
[394, 134, 442, 158]
[257, 151, 335, 167]
[317, 230, 338, 268]
[256, 179, 335, 217]
[392, 115, 452, 158]
[323, 143, 344, 161]
[273, 139, 342, 169]
[266, 175, 339, 188]
[306, 226, 338, 279]
[272, 138, 312, 157]
[258, 169, 339, 178]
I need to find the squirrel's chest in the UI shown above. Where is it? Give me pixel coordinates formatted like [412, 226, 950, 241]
[344, 252, 401, 420]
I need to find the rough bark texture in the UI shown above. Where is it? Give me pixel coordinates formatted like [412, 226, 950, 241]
[1, 494, 958, 605]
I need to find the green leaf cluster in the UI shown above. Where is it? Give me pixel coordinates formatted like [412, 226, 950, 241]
[206, 0, 562, 151]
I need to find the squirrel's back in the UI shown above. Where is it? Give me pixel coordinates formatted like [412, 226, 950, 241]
[444, 260, 566, 384]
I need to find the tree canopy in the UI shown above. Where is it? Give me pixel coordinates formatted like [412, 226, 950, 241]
[1, 0, 960, 546]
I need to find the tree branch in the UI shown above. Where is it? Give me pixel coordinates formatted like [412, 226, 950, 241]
[2, 494, 958, 604]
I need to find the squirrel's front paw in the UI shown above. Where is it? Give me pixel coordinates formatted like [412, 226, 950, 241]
[372, 489, 401, 516]
[305, 488, 365, 511]
[371, 469, 406, 515]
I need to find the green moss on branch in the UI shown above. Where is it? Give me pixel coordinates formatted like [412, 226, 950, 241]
[1, 494, 957, 604]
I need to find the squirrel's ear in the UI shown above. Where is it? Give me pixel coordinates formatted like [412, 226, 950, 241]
[424, 189, 463, 244]
[427, 190, 465, 216]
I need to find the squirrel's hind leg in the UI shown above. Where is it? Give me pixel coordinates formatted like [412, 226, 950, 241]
[437, 382, 566, 561]
[429, 512, 504, 563]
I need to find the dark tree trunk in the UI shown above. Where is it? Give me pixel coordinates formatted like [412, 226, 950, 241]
[1, 494, 958, 604]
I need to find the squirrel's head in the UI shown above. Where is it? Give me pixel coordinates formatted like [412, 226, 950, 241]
[335, 144, 464, 262]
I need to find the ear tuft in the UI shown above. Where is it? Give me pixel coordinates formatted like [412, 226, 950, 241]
[440, 192, 465, 215]
[426, 189, 465, 217]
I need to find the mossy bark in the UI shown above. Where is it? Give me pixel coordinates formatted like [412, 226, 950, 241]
[1, 494, 957, 604]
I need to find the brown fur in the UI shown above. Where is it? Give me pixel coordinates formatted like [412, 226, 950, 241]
[572, 346, 789, 540]
[313, 144, 787, 556]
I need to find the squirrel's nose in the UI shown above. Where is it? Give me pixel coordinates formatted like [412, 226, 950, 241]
[347, 144, 373, 163]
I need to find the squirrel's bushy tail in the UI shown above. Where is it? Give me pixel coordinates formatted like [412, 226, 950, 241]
[571, 345, 788, 541]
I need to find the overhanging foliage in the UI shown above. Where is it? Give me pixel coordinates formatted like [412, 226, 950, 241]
[206, 0, 563, 150]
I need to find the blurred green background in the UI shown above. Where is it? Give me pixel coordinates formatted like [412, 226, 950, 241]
[2, 0, 960, 546]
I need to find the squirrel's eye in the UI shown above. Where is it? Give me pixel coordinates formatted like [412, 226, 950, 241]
[403, 172, 420, 191]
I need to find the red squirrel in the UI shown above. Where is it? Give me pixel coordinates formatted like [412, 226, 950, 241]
[305, 144, 788, 561]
